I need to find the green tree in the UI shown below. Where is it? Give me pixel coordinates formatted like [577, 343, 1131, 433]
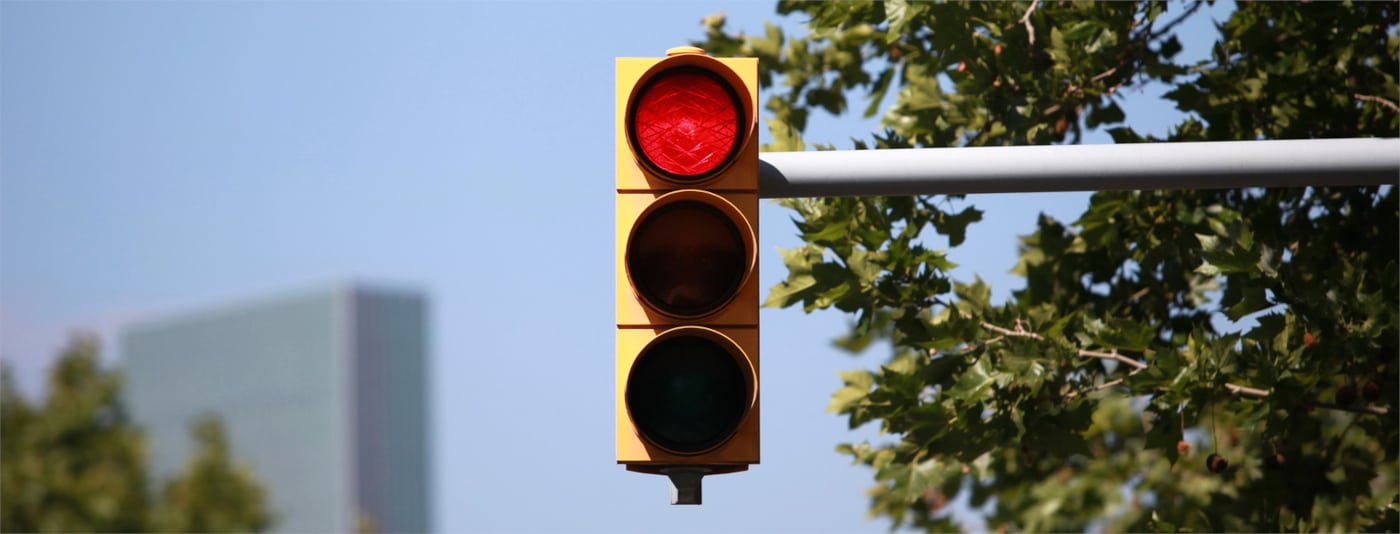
[696, 1, 1398, 531]
[149, 416, 273, 533]
[1, 336, 150, 532]
[1, 336, 273, 532]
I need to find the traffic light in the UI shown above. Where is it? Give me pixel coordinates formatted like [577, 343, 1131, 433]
[615, 47, 759, 503]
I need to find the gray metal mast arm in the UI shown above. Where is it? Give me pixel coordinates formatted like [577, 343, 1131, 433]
[757, 138, 1400, 199]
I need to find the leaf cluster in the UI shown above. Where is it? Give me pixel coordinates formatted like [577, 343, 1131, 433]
[1, 336, 274, 533]
[696, 2, 1399, 531]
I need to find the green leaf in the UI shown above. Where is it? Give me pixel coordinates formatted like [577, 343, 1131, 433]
[946, 357, 996, 403]
[1154, 348, 1184, 377]
[803, 219, 853, 243]
[1226, 283, 1272, 321]
[1089, 317, 1155, 352]
[763, 118, 806, 152]
[829, 369, 874, 417]
[933, 206, 984, 247]
[1060, 20, 1100, 43]
[1106, 126, 1145, 143]
[764, 246, 822, 308]
[1159, 35, 1183, 59]
[884, 0, 911, 43]
[845, 247, 885, 282]
[1143, 404, 1183, 465]
[764, 274, 814, 308]
[864, 69, 895, 118]
[1195, 233, 1256, 275]
[1085, 102, 1125, 128]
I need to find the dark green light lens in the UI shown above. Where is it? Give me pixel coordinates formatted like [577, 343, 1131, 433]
[626, 335, 747, 454]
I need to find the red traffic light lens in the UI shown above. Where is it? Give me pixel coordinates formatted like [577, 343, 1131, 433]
[630, 68, 742, 181]
[626, 333, 748, 454]
[627, 199, 746, 318]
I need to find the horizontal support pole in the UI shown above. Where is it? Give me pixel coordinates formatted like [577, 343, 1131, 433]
[757, 138, 1400, 198]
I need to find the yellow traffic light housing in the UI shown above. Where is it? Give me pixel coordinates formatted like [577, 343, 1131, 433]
[615, 47, 759, 502]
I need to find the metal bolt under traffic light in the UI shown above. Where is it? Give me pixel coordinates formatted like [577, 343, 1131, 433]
[615, 47, 759, 504]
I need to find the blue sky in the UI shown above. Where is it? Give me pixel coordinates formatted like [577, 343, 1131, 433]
[0, 2, 1231, 532]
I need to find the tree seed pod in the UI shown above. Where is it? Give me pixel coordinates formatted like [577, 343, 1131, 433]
[1362, 379, 1381, 402]
[1207, 453, 1228, 474]
[1336, 383, 1357, 406]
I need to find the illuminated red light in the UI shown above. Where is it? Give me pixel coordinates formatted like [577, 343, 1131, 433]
[630, 68, 742, 180]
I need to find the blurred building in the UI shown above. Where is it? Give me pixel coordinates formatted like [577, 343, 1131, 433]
[122, 285, 430, 533]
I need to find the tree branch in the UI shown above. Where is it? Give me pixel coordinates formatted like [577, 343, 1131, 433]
[1354, 93, 1400, 113]
[1223, 382, 1389, 415]
[1127, 287, 1151, 301]
[1143, 0, 1205, 43]
[980, 321, 1043, 340]
[1079, 349, 1147, 370]
[1308, 401, 1389, 416]
[1019, 0, 1040, 46]
[980, 322, 1147, 370]
[1223, 382, 1268, 398]
[979, 321, 1391, 416]
[1066, 367, 1145, 399]
[1090, 67, 1119, 83]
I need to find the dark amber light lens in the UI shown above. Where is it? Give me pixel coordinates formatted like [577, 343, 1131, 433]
[630, 68, 742, 180]
[627, 335, 747, 454]
[627, 201, 745, 317]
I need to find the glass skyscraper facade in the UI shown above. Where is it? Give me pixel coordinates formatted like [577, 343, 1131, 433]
[122, 285, 430, 533]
